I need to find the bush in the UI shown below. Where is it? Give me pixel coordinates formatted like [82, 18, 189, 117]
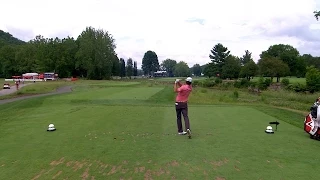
[202, 79, 215, 87]
[192, 80, 201, 86]
[215, 78, 222, 84]
[234, 80, 241, 88]
[281, 78, 290, 86]
[286, 83, 307, 92]
[264, 78, 272, 86]
[306, 66, 320, 92]
[233, 90, 239, 99]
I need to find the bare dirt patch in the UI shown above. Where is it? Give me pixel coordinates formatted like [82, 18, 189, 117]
[215, 177, 226, 180]
[139, 166, 145, 172]
[211, 158, 229, 170]
[72, 160, 87, 171]
[107, 166, 118, 175]
[234, 165, 240, 171]
[31, 169, 45, 180]
[81, 167, 90, 180]
[171, 160, 179, 167]
[144, 169, 152, 180]
[52, 171, 62, 179]
[50, 157, 65, 166]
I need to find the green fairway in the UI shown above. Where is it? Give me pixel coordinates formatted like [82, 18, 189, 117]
[0, 81, 318, 179]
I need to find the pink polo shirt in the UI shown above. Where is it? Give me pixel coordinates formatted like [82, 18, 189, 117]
[176, 84, 192, 102]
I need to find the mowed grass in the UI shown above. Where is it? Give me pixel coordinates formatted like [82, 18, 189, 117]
[0, 81, 319, 179]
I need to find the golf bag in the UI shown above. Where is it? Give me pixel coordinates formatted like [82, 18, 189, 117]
[304, 104, 320, 140]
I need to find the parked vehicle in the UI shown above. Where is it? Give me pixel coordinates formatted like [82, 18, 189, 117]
[3, 83, 10, 89]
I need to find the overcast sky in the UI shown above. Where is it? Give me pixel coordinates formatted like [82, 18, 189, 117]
[1, 0, 320, 69]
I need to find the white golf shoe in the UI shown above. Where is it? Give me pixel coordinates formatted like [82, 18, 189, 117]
[178, 131, 187, 135]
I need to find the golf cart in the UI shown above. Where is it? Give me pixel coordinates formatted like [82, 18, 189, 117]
[3, 83, 10, 89]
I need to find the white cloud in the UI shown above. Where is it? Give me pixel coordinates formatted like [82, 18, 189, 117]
[1, 0, 320, 69]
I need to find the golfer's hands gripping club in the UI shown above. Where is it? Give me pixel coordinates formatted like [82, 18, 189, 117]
[175, 79, 180, 84]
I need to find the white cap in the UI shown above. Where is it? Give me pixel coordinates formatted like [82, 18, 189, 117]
[186, 77, 192, 82]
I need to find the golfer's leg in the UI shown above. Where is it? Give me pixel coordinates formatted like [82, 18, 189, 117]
[182, 105, 190, 130]
[176, 106, 183, 132]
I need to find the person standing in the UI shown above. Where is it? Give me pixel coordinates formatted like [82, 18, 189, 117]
[174, 77, 193, 138]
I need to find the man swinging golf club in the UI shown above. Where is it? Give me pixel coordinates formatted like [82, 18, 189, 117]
[174, 77, 193, 138]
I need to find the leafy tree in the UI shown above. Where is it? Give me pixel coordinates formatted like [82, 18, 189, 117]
[126, 58, 133, 78]
[300, 54, 320, 70]
[239, 60, 258, 80]
[142, 50, 160, 75]
[174, 61, 191, 77]
[295, 56, 307, 78]
[203, 63, 218, 78]
[260, 44, 300, 76]
[192, 63, 202, 76]
[0, 30, 26, 48]
[161, 59, 176, 77]
[119, 58, 126, 78]
[258, 57, 289, 82]
[221, 55, 241, 79]
[306, 66, 320, 92]
[0, 45, 19, 78]
[111, 54, 120, 77]
[240, 50, 253, 66]
[75, 27, 116, 80]
[133, 61, 138, 76]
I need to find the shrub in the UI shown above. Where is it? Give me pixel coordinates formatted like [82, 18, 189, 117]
[215, 78, 222, 84]
[264, 78, 272, 87]
[257, 77, 267, 90]
[233, 80, 241, 88]
[306, 66, 320, 92]
[281, 78, 290, 86]
[202, 79, 215, 87]
[233, 90, 239, 99]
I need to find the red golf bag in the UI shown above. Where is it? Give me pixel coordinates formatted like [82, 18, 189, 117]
[304, 105, 320, 140]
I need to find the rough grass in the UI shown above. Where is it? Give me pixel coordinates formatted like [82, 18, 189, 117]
[0, 79, 318, 179]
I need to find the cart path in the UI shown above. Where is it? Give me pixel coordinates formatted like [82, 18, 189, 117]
[0, 83, 33, 96]
[0, 86, 73, 105]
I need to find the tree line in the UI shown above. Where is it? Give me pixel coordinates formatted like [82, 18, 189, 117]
[1, 10, 320, 80]
[0, 27, 138, 79]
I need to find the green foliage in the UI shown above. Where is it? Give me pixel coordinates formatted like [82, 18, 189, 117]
[260, 44, 300, 76]
[305, 66, 320, 92]
[221, 55, 241, 79]
[233, 90, 239, 99]
[126, 58, 133, 77]
[173, 61, 191, 77]
[285, 83, 307, 92]
[209, 43, 230, 74]
[239, 60, 258, 80]
[0, 30, 26, 48]
[161, 59, 177, 77]
[240, 50, 253, 65]
[119, 58, 126, 78]
[281, 78, 290, 86]
[202, 78, 216, 87]
[257, 77, 269, 90]
[142, 50, 160, 75]
[214, 78, 222, 84]
[192, 63, 202, 76]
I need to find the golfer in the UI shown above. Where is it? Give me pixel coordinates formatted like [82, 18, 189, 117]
[174, 77, 193, 137]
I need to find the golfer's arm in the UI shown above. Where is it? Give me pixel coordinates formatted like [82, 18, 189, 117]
[174, 82, 182, 92]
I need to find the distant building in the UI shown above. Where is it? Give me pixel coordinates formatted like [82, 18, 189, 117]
[153, 71, 168, 77]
